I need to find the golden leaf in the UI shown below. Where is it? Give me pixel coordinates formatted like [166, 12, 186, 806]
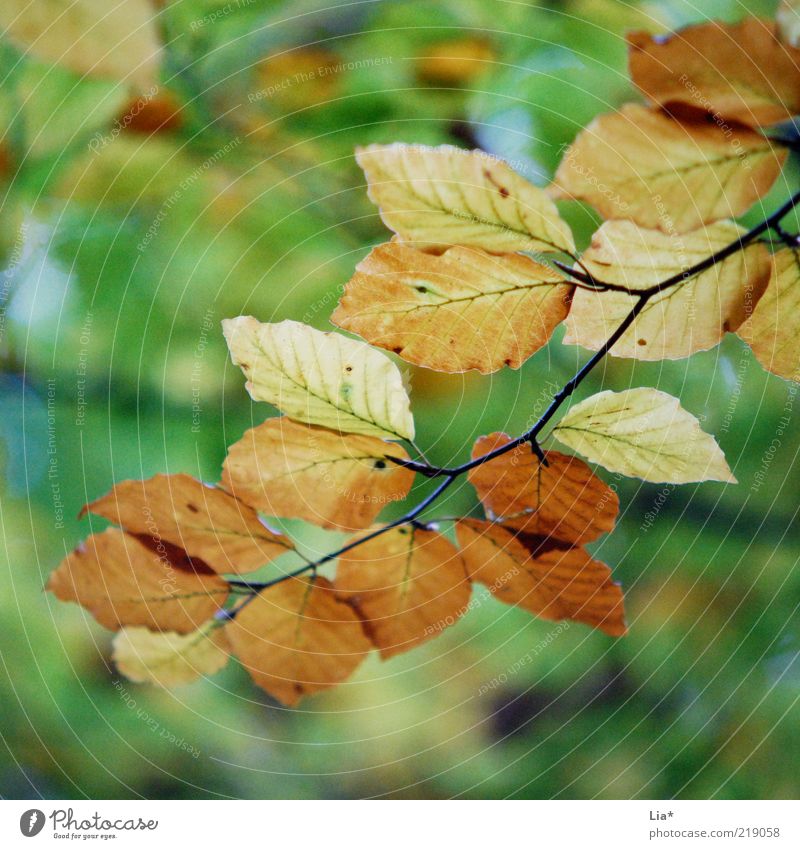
[221, 417, 415, 532]
[738, 248, 800, 382]
[335, 526, 471, 658]
[47, 529, 228, 633]
[331, 242, 572, 374]
[554, 389, 736, 484]
[112, 624, 230, 686]
[356, 143, 575, 253]
[468, 433, 618, 545]
[564, 220, 770, 360]
[456, 520, 626, 637]
[84, 473, 293, 575]
[226, 577, 371, 706]
[627, 19, 800, 128]
[552, 104, 786, 232]
[222, 317, 415, 440]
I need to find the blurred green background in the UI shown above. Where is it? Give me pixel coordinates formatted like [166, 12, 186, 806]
[1, 0, 799, 800]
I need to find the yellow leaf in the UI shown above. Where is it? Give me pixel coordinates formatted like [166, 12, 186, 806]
[553, 388, 736, 484]
[777, 0, 800, 47]
[416, 38, 494, 84]
[627, 19, 800, 128]
[221, 417, 415, 532]
[47, 529, 229, 633]
[83, 473, 293, 575]
[552, 104, 786, 232]
[456, 520, 626, 637]
[335, 526, 471, 658]
[331, 242, 572, 374]
[356, 143, 575, 253]
[468, 433, 618, 545]
[0, 0, 160, 89]
[226, 577, 371, 706]
[738, 248, 800, 382]
[564, 220, 770, 360]
[112, 624, 230, 687]
[222, 317, 415, 440]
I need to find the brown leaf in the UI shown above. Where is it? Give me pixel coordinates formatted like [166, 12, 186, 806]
[627, 19, 800, 128]
[738, 248, 800, 382]
[83, 473, 293, 575]
[468, 433, 618, 545]
[335, 526, 471, 658]
[564, 220, 771, 360]
[221, 417, 415, 532]
[226, 577, 371, 706]
[47, 529, 228, 633]
[331, 242, 572, 374]
[456, 520, 626, 636]
[552, 104, 786, 232]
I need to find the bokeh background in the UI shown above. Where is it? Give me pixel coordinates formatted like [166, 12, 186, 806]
[2, 0, 799, 799]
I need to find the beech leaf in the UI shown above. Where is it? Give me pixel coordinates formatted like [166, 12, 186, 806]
[222, 317, 415, 441]
[356, 143, 575, 253]
[335, 526, 471, 658]
[552, 104, 786, 232]
[226, 577, 371, 706]
[468, 433, 618, 545]
[553, 389, 736, 484]
[456, 520, 626, 637]
[331, 242, 572, 374]
[627, 19, 800, 128]
[221, 417, 415, 532]
[563, 220, 771, 360]
[83, 473, 293, 575]
[112, 625, 230, 687]
[47, 529, 229, 633]
[738, 248, 800, 382]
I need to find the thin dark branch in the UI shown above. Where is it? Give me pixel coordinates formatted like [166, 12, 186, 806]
[225, 188, 800, 614]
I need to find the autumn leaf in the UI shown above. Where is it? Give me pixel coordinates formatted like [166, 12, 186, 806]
[83, 473, 293, 575]
[738, 248, 800, 382]
[331, 242, 572, 374]
[627, 19, 800, 128]
[0, 0, 160, 89]
[553, 389, 736, 484]
[222, 317, 415, 441]
[356, 143, 575, 253]
[416, 38, 494, 84]
[221, 417, 415, 532]
[456, 520, 626, 637]
[335, 526, 471, 658]
[468, 433, 618, 545]
[47, 529, 229, 633]
[225, 577, 371, 706]
[552, 104, 786, 232]
[563, 220, 771, 360]
[112, 624, 230, 686]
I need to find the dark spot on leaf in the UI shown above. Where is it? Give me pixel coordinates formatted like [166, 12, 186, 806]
[186, 503, 200, 514]
[416, 285, 427, 293]
[637, 338, 647, 346]
[345, 365, 353, 372]
[374, 459, 387, 470]
[393, 346, 402, 353]
[504, 357, 513, 366]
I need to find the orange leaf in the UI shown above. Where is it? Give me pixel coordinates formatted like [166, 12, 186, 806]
[221, 417, 415, 532]
[83, 473, 293, 575]
[335, 526, 471, 658]
[468, 433, 618, 545]
[627, 19, 800, 128]
[552, 104, 786, 232]
[47, 529, 228, 633]
[226, 577, 371, 706]
[456, 520, 626, 636]
[332, 242, 572, 374]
